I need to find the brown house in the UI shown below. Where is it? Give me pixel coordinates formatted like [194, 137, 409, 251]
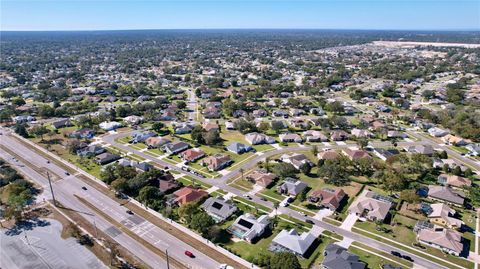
[246, 170, 276, 187]
[180, 148, 205, 163]
[308, 188, 346, 211]
[170, 185, 208, 206]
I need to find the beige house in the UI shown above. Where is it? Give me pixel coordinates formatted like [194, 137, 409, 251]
[417, 228, 464, 256]
[348, 190, 393, 222]
[428, 203, 464, 229]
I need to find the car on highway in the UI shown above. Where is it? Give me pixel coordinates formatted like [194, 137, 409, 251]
[126, 210, 134, 215]
[65, 172, 70, 176]
[391, 251, 402, 257]
[260, 197, 267, 201]
[81, 186, 88, 190]
[184, 250, 195, 258]
[402, 255, 414, 262]
[306, 219, 314, 224]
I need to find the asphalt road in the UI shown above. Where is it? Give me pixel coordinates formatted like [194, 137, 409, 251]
[102, 131, 461, 269]
[0, 133, 220, 269]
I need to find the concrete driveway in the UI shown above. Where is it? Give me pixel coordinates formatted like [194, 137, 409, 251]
[340, 213, 359, 231]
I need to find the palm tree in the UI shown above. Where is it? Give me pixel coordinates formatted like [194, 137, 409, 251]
[240, 168, 244, 181]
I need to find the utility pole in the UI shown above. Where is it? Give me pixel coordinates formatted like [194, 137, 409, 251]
[165, 249, 170, 269]
[47, 172, 56, 206]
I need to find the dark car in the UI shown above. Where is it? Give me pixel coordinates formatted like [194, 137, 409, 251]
[391, 251, 402, 257]
[306, 219, 314, 224]
[126, 210, 134, 215]
[184, 250, 195, 258]
[65, 172, 70, 176]
[402, 255, 414, 262]
[81, 186, 88, 190]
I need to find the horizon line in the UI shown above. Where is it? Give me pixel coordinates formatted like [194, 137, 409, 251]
[2, 27, 480, 32]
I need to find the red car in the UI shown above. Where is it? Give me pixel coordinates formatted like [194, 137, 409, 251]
[184, 250, 195, 258]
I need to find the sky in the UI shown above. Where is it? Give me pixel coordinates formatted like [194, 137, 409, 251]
[1, 0, 479, 31]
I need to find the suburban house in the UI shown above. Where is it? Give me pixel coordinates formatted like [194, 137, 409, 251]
[245, 132, 276, 145]
[308, 188, 346, 211]
[77, 145, 106, 157]
[441, 134, 468, 146]
[130, 131, 156, 144]
[342, 149, 371, 161]
[174, 123, 194, 134]
[373, 148, 400, 161]
[117, 159, 152, 172]
[330, 130, 349, 141]
[201, 154, 232, 171]
[69, 128, 95, 139]
[202, 122, 220, 132]
[95, 152, 121, 165]
[406, 145, 435, 156]
[227, 214, 270, 243]
[348, 190, 394, 222]
[268, 229, 316, 257]
[466, 144, 480, 156]
[428, 127, 449, 137]
[246, 170, 276, 187]
[201, 197, 237, 223]
[163, 141, 190, 155]
[437, 174, 472, 188]
[226, 142, 253, 154]
[180, 148, 205, 163]
[123, 115, 143, 125]
[280, 153, 313, 169]
[13, 115, 35, 123]
[417, 228, 464, 256]
[279, 133, 303, 143]
[169, 185, 208, 206]
[387, 130, 406, 139]
[317, 150, 340, 161]
[277, 178, 308, 197]
[99, 121, 122, 131]
[321, 244, 365, 269]
[145, 136, 171, 148]
[153, 174, 179, 194]
[351, 128, 373, 138]
[52, 118, 72, 129]
[427, 203, 464, 229]
[303, 130, 328, 142]
[428, 185, 465, 206]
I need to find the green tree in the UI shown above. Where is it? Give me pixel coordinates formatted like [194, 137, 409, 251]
[14, 123, 29, 138]
[30, 125, 49, 141]
[299, 163, 312, 175]
[273, 163, 297, 179]
[152, 122, 165, 133]
[176, 101, 187, 110]
[138, 186, 163, 208]
[356, 137, 369, 150]
[270, 252, 301, 269]
[399, 189, 420, 204]
[111, 178, 128, 194]
[189, 211, 215, 236]
[100, 165, 117, 184]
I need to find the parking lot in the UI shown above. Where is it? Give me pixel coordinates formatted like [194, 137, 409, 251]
[0, 218, 106, 269]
